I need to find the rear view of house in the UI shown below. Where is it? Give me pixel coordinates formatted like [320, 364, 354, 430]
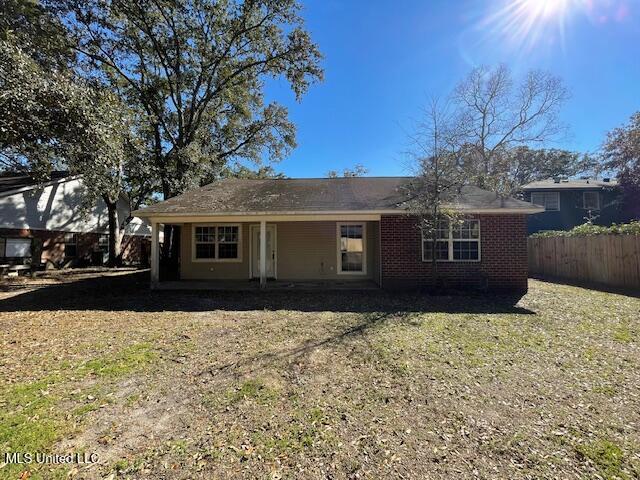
[0, 171, 151, 269]
[133, 177, 542, 293]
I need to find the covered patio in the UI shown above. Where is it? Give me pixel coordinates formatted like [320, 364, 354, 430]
[148, 215, 382, 290]
[154, 278, 380, 291]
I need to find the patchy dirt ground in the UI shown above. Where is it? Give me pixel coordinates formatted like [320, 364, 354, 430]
[0, 270, 638, 479]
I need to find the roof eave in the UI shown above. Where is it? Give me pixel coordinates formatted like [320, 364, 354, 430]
[454, 207, 544, 214]
[0, 174, 81, 198]
[132, 207, 544, 218]
[522, 184, 617, 191]
[131, 209, 399, 217]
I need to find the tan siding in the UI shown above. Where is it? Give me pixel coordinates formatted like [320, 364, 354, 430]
[180, 223, 250, 280]
[179, 220, 379, 282]
[276, 221, 377, 281]
[276, 221, 337, 279]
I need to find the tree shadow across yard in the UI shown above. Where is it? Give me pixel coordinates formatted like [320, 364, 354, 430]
[0, 270, 535, 314]
[209, 311, 406, 377]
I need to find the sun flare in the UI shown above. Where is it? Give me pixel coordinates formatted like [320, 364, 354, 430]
[527, 0, 571, 18]
[479, 0, 585, 53]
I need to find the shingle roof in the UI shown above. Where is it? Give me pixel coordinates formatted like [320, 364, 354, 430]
[133, 177, 541, 217]
[522, 178, 619, 190]
[0, 171, 72, 195]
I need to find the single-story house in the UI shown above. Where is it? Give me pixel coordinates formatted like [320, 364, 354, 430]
[133, 177, 542, 292]
[522, 178, 628, 234]
[0, 171, 152, 269]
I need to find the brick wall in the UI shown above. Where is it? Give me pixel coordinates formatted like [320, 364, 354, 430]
[0, 228, 149, 268]
[121, 235, 150, 267]
[379, 214, 528, 293]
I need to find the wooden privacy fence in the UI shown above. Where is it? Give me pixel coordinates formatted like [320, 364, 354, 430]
[528, 235, 640, 290]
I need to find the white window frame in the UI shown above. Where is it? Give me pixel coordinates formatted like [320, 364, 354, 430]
[530, 191, 560, 211]
[336, 222, 367, 275]
[421, 219, 481, 263]
[583, 191, 600, 210]
[191, 223, 242, 263]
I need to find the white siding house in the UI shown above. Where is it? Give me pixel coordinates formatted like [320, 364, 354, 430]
[0, 172, 151, 267]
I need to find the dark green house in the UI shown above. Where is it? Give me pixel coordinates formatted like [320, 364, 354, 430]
[522, 178, 628, 234]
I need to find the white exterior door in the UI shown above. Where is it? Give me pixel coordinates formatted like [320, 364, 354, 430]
[251, 225, 276, 278]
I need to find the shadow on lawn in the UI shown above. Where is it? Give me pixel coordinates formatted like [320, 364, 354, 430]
[0, 270, 535, 314]
[210, 311, 406, 376]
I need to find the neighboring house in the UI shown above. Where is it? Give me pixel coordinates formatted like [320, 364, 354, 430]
[133, 177, 542, 293]
[522, 178, 627, 234]
[0, 171, 152, 268]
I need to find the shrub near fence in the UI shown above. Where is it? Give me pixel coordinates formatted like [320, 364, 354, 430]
[528, 222, 640, 290]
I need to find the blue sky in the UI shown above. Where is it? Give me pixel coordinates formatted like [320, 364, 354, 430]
[266, 0, 640, 177]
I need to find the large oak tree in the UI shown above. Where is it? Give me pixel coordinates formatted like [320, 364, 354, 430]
[50, 0, 323, 198]
[0, 38, 139, 265]
[602, 112, 640, 219]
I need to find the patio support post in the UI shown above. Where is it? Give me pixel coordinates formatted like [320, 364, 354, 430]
[150, 221, 160, 287]
[260, 220, 267, 288]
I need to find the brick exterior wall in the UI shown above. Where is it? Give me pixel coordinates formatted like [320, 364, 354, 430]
[379, 214, 529, 293]
[0, 228, 149, 268]
[121, 235, 150, 267]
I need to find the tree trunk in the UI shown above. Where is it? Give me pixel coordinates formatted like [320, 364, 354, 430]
[104, 196, 122, 267]
[155, 128, 182, 272]
[160, 180, 174, 262]
[431, 208, 439, 290]
[159, 157, 175, 261]
[162, 224, 173, 258]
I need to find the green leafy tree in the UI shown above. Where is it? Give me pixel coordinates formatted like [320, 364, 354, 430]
[216, 164, 286, 179]
[0, 40, 75, 175]
[50, 0, 323, 260]
[497, 146, 595, 197]
[51, 0, 323, 198]
[326, 164, 368, 178]
[0, 0, 72, 69]
[601, 112, 640, 219]
[0, 38, 138, 265]
[531, 221, 640, 238]
[0, 0, 76, 174]
[66, 91, 144, 266]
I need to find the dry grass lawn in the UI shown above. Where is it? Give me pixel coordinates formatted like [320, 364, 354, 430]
[0, 269, 638, 479]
